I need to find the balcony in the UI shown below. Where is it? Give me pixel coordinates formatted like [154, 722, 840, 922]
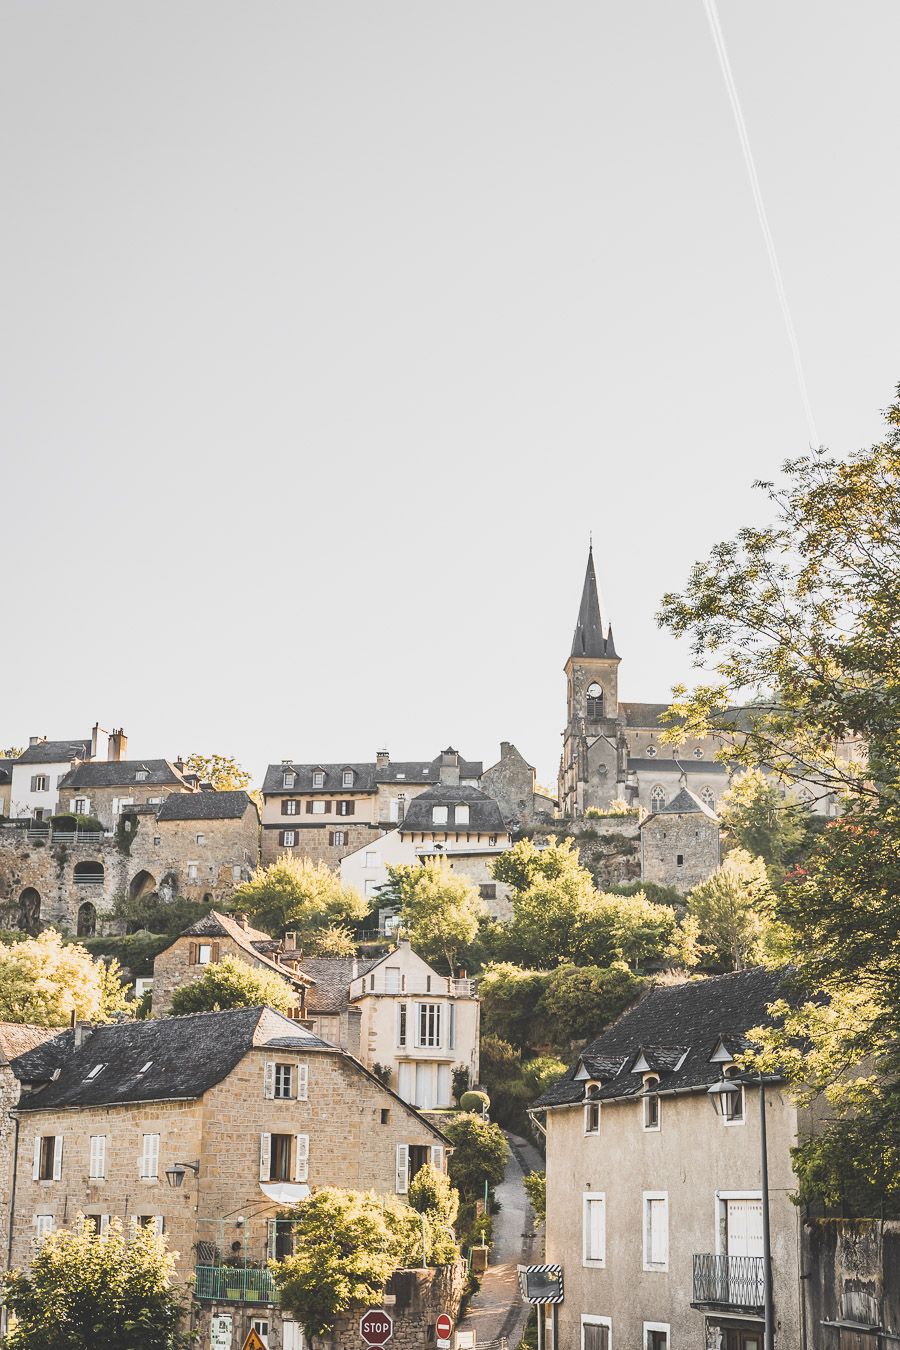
[692, 1254, 765, 1311]
[193, 1265, 277, 1304]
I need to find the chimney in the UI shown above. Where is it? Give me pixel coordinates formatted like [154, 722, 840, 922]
[108, 728, 127, 762]
[439, 747, 460, 786]
[73, 1021, 93, 1051]
[376, 749, 390, 767]
[238, 914, 249, 931]
[174, 756, 185, 774]
[500, 741, 511, 757]
[283, 931, 297, 950]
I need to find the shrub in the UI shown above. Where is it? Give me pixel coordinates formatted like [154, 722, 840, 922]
[460, 1090, 490, 1114]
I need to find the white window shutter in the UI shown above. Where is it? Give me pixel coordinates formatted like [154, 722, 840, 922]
[430, 1145, 444, 1171]
[259, 1132, 271, 1182]
[395, 1144, 409, 1194]
[297, 1064, 308, 1102]
[263, 1061, 275, 1099]
[99, 1215, 110, 1234]
[69, 798, 77, 811]
[53, 1136, 64, 1181]
[267, 1218, 278, 1260]
[294, 1134, 309, 1182]
[154, 1216, 164, 1237]
[141, 1133, 159, 1179]
[32, 1136, 41, 1180]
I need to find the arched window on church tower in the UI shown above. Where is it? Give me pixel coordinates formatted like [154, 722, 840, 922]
[700, 786, 716, 811]
[650, 785, 666, 813]
[586, 682, 603, 719]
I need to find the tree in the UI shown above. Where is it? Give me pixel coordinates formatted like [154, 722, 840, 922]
[408, 1164, 460, 1264]
[443, 1113, 509, 1200]
[523, 1171, 546, 1225]
[0, 931, 129, 1025]
[3, 1216, 195, 1350]
[232, 856, 367, 937]
[183, 753, 251, 790]
[536, 963, 644, 1045]
[478, 963, 547, 1049]
[1, 745, 23, 760]
[686, 849, 777, 970]
[167, 954, 295, 1015]
[717, 769, 808, 878]
[385, 861, 486, 972]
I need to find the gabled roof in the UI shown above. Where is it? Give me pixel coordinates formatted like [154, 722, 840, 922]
[399, 784, 507, 835]
[299, 956, 381, 1013]
[14, 1007, 331, 1112]
[16, 739, 91, 765]
[535, 967, 788, 1108]
[0, 1023, 67, 1071]
[262, 754, 482, 795]
[629, 758, 730, 776]
[157, 790, 256, 822]
[570, 547, 618, 661]
[172, 911, 313, 988]
[641, 787, 719, 823]
[58, 759, 191, 790]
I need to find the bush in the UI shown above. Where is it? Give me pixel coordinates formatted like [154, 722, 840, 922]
[460, 1090, 490, 1114]
[80, 932, 172, 980]
[168, 954, 295, 1015]
[452, 1064, 471, 1102]
[444, 1114, 509, 1200]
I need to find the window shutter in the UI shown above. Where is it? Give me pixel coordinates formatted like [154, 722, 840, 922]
[30, 776, 37, 792]
[396, 1144, 409, 1194]
[324, 801, 332, 814]
[305, 801, 313, 814]
[328, 831, 334, 845]
[154, 1216, 165, 1237]
[32, 1136, 41, 1180]
[259, 1133, 271, 1182]
[347, 801, 355, 816]
[449, 1003, 456, 1050]
[141, 1134, 159, 1179]
[52, 1136, 64, 1181]
[99, 1214, 110, 1234]
[281, 801, 289, 815]
[294, 1134, 309, 1182]
[266, 1218, 278, 1260]
[189, 942, 198, 965]
[263, 1062, 275, 1099]
[430, 1145, 444, 1171]
[210, 942, 220, 963]
[297, 1064, 308, 1102]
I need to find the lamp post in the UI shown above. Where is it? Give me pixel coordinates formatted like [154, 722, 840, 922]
[707, 1074, 774, 1350]
[165, 1161, 200, 1189]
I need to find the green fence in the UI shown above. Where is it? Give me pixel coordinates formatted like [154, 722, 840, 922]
[194, 1265, 277, 1304]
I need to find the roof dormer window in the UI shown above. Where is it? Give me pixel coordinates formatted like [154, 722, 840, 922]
[342, 769, 354, 787]
[135, 769, 148, 782]
[642, 1074, 661, 1131]
[432, 806, 448, 825]
[85, 1064, 106, 1080]
[312, 771, 325, 788]
[455, 804, 470, 826]
[138, 1061, 153, 1074]
[283, 771, 296, 789]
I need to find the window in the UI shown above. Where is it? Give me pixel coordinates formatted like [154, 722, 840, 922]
[432, 805, 448, 825]
[583, 1193, 606, 1267]
[74, 797, 88, 814]
[380, 1109, 390, 1124]
[197, 943, 213, 965]
[187, 862, 199, 880]
[724, 1081, 745, 1124]
[263, 1061, 308, 1101]
[584, 1101, 600, 1134]
[416, 1003, 441, 1048]
[364, 851, 380, 867]
[480, 883, 497, 900]
[89, 1134, 107, 1179]
[455, 804, 470, 826]
[448, 1002, 456, 1051]
[586, 682, 603, 719]
[336, 800, 355, 816]
[135, 1215, 164, 1235]
[31, 775, 50, 792]
[644, 1326, 669, 1350]
[397, 1003, 407, 1048]
[153, 835, 161, 846]
[283, 799, 298, 815]
[85, 1063, 105, 1080]
[82, 1214, 110, 1236]
[643, 1192, 668, 1270]
[34, 1215, 54, 1244]
[251, 1320, 270, 1348]
[140, 1133, 160, 1180]
[281, 831, 296, 848]
[312, 771, 325, 788]
[148, 797, 161, 805]
[342, 770, 354, 787]
[676, 854, 684, 866]
[232, 865, 243, 880]
[582, 1318, 611, 1350]
[650, 785, 666, 811]
[395, 1144, 409, 1194]
[310, 800, 328, 815]
[195, 833, 206, 845]
[644, 1092, 661, 1131]
[283, 771, 296, 789]
[488, 835, 497, 846]
[329, 830, 347, 846]
[282, 1322, 305, 1350]
[645, 744, 658, 758]
[135, 769, 148, 781]
[701, 786, 716, 809]
[138, 1061, 153, 1074]
[259, 1132, 308, 1183]
[33, 1135, 63, 1182]
[385, 966, 401, 993]
[693, 747, 705, 759]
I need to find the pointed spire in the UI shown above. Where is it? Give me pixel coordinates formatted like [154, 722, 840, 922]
[570, 546, 608, 659]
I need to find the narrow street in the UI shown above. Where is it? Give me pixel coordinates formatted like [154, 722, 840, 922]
[457, 1131, 544, 1348]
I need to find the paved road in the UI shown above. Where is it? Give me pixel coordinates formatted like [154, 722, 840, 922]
[457, 1131, 544, 1348]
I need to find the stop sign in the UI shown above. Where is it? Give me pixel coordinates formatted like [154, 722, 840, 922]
[436, 1313, 453, 1340]
[360, 1308, 393, 1346]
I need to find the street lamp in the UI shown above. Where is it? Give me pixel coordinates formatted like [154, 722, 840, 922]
[165, 1161, 200, 1189]
[707, 1074, 775, 1350]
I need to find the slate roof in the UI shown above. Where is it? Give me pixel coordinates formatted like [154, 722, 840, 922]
[628, 758, 730, 776]
[58, 760, 190, 790]
[570, 547, 618, 661]
[534, 967, 788, 1108]
[399, 784, 507, 835]
[14, 1007, 331, 1112]
[262, 754, 482, 795]
[157, 790, 256, 822]
[641, 787, 720, 823]
[173, 911, 313, 988]
[298, 956, 380, 1013]
[0, 759, 13, 783]
[0, 1024, 67, 1071]
[16, 739, 91, 765]
[620, 702, 754, 733]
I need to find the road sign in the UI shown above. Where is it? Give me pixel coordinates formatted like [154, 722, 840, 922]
[211, 1315, 232, 1350]
[360, 1308, 394, 1346]
[240, 1331, 266, 1350]
[436, 1313, 453, 1339]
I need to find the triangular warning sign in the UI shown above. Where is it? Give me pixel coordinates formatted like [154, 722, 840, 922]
[240, 1332, 266, 1350]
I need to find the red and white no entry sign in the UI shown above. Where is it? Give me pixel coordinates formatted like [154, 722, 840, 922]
[436, 1313, 453, 1340]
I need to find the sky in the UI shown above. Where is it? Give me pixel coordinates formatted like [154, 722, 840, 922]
[2, 1, 898, 789]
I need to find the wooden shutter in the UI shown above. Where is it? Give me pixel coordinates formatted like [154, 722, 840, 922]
[266, 1218, 278, 1260]
[52, 1136, 64, 1181]
[297, 1064, 308, 1101]
[189, 942, 198, 965]
[263, 1061, 275, 1099]
[210, 942, 220, 963]
[259, 1132, 271, 1182]
[99, 1214, 110, 1234]
[430, 1145, 444, 1171]
[328, 831, 334, 845]
[32, 1136, 41, 1180]
[347, 801, 355, 816]
[153, 1216, 164, 1236]
[323, 801, 332, 814]
[395, 1144, 409, 1194]
[305, 801, 313, 814]
[141, 1133, 159, 1179]
[294, 1134, 309, 1182]
[281, 800, 289, 815]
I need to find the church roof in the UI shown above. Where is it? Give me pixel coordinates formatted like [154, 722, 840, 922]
[641, 787, 720, 823]
[570, 547, 618, 661]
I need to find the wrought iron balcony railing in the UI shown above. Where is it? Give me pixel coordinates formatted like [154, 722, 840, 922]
[693, 1253, 765, 1311]
[193, 1265, 277, 1304]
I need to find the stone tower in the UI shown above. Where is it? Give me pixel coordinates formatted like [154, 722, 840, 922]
[558, 546, 624, 816]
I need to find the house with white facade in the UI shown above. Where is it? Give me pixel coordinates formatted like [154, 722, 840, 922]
[8, 726, 126, 821]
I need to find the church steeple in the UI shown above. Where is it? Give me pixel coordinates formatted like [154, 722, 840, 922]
[570, 546, 617, 659]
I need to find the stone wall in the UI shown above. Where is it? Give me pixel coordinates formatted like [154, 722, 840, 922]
[261, 820, 383, 869]
[803, 1219, 900, 1345]
[525, 820, 642, 890]
[481, 742, 543, 829]
[640, 812, 720, 892]
[151, 935, 301, 1017]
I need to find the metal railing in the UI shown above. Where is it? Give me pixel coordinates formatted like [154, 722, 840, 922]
[1, 824, 110, 846]
[193, 1265, 277, 1304]
[693, 1253, 765, 1310]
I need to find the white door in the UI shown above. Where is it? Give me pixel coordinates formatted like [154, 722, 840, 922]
[415, 1062, 434, 1110]
[726, 1199, 764, 1256]
[436, 1063, 452, 1106]
[282, 1323, 305, 1350]
[398, 1062, 414, 1103]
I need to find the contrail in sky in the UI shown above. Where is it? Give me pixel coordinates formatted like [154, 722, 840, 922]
[702, 0, 820, 447]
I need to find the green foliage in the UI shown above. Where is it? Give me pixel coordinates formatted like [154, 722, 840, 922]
[112, 891, 204, 937]
[302, 924, 358, 956]
[479, 964, 547, 1049]
[523, 1171, 546, 1224]
[167, 954, 295, 1015]
[232, 856, 367, 938]
[718, 769, 809, 879]
[183, 753, 252, 790]
[584, 800, 638, 818]
[0, 931, 130, 1025]
[443, 1113, 509, 1200]
[79, 932, 172, 980]
[385, 861, 486, 971]
[1, 745, 24, 759]
[536, 964, 644, 1045]
[460, 1090, 490, 1114]
[49, 813, 104, 834]
[452, 1064, 471, 1102]
[687, 849, 778, 970]
[3, 1216, 195, 1349]
[791, 1084, 900, 1218]
[370, 1063, 392, 1086]
[114, 811, 137, 856]
[407, 1165, 460, 1263]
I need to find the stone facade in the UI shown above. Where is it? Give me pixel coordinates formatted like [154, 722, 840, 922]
[802, 1218, 900, 1344]
[480, 742, 555, 828]
[262, 819, 380, 869]
[151, 915, 309, 1017]
[640, 790, 722, 893]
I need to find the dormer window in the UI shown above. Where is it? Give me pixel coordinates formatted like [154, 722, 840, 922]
[135, 770, 148, 782]
[586, 682, 603, 719]
[138, 1061, 153, 1075]
[342, 769, 354, 787]
[455, 804, 470, 826]
[282, 771, 296, 789]
[312, 771, 325, 788]
[432, 806, 448, 825]
[643, 1075, 661, 1131]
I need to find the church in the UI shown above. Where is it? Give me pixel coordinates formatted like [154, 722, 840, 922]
[558, 547, 732, 818]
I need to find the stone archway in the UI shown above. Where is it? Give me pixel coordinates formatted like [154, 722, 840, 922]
[77, 901, 97, 937]
[128, 870, 157, 903]
[18, 887, 41, 936]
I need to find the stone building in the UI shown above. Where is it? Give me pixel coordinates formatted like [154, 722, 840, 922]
[0, 1023, 65, 1261]
[640, 787, 722, 893]
[8, 725, 126, 821]
[339, 824, 513, 919]
[259, 747, 482, 868]
[8, 1005, 449, 1350]
[533, 968, 801, 1350]
[397, 784, 510, 852]
[151, 910, 313, 1017]
[0, 761, 13, 818]
[480, 741, 556, 828]
[56, 758, 195, 829]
